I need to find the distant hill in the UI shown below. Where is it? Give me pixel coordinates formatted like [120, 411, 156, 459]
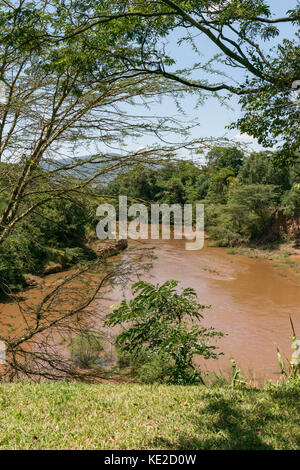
[42, 152, 122, 184]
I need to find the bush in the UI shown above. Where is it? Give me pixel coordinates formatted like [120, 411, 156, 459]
[117, 347, 172, 384]
[63, 246, 96, 267]
[106, 280, 224, 385]
[69, 332, 104, 368]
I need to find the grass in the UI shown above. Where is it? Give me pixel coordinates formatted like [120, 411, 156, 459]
[0, 378, 299, 450]
[201, 265, 220, 275]
[226, 246, 290, 260]
[226, 245, 300, 270]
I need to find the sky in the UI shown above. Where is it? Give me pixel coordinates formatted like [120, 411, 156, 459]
[81, 0, 299, 160]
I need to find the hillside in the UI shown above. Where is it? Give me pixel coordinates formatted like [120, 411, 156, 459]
[0, 379, 299, 450]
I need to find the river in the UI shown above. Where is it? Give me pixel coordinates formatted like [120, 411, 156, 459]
[1, 236, 299, 382]
[104, 236, 300, 382]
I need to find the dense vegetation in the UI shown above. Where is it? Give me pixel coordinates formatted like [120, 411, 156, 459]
[0, 163, 98, 295]
[3, 144, 299, 295]
[105, 147, 300, 247]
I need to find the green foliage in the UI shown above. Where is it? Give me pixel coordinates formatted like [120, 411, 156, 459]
[207, 147, 244, 176]
[238, 152, 290, 191]
[206, 167, 236, 204]
[230, 358, 247, 388]
[106, 152, 246, 207]
[106, 160, 204, 205]
[117, 347, 172, 384]
[136, 353, 170, 384]
[234, 38, 300, 166]
[204, 183, 278, 245]
[281, 184, 300, 217]
[105, 164, 159, 201]
[106, 280, 224, 384]
[0, 233, 31, 293]
[105, 146, 300, 247]
[69, 332, 104, 369]
[0, 168, 98, 295]
[204, 203, 244, 247]
[227, 183, 278, 238]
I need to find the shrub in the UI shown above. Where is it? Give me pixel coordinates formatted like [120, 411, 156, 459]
[117, 347, 172, 384]
[69, 332, 104, 368]
[106, 280, 224, 384]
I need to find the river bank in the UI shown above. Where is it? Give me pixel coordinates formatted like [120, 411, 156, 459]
[0, 234, 299, 383]
[21, 238, 128, 289]
[98, 236, 300, 383]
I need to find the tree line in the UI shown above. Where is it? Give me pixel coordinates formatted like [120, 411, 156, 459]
[0, 0, 298, 381]
[105, 146, 300, 246]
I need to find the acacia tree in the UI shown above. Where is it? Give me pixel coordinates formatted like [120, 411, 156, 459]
[69, 0, 299, 163]
[1, 0, 221, 246]
[0, 0, 208, 381]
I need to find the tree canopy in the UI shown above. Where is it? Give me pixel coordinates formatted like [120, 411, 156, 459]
[44, 0, 298, 163]
[0, 0, 205, 245]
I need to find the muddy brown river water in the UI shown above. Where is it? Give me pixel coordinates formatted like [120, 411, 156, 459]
[104, 237, 300, 382]
[1, 236, 299, 382]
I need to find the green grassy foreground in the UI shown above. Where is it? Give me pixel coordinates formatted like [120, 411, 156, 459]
[0, 379, 299, 450]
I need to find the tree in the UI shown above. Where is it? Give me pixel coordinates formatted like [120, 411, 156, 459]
[0, 1, 226, 381]
[83, 1, 299, 163]
[106, 164, 160, 201]
[105, 280, 224, 384]
[106, 160, 207, 204]
[204, 178, 279, 246]
[238, 151, 291, 190]
[0, 188, 96, 295]
[227, 183, 278, 237]
[207, 146, 244, 176]
[206, 166, 236, 204]
[0, 0, 211, 246]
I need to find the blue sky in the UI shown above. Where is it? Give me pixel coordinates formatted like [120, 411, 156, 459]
[84, 0, 298, 159]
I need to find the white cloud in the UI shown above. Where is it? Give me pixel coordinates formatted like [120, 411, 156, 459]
[234, 133, 255, 142]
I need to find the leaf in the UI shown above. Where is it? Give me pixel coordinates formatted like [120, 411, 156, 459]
[277, 347, 286, 375]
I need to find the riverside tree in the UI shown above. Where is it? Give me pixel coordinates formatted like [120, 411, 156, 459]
[77, 0, 299, 164]
[0, 0, 217, 247]
[105, 280, 224, 384]
[0, 0, 211, 381]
